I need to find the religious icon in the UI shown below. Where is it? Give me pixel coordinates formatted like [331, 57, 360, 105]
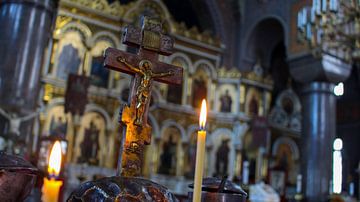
[220, 90, 232, 112]
[192, 77, 207, 108]
[166, 84, 183, 104]
[64, 74, 90, 116]
[78, 121, 100, 165]
[215, 139, 230, 177]
[90, 55, 109, 88]
[185, 133, 197, 178]
[250, 117, 270, 149]
[49, 116, 67, 139]
[57, 44, 81, 80]
[249, 97, 259, 116]
[117, 57, 173, 126]
[158, 134, 177, 175]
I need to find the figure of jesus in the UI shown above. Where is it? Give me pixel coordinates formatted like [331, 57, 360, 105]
[118, 57, 174, 126]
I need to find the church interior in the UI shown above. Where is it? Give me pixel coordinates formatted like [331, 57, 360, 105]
[0, 0, 360, 201]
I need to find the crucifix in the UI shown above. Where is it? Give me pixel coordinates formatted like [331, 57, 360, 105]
[104, 17, 183, 177]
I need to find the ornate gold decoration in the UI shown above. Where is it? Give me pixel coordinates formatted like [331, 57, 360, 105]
[124, 1, 166, 24]
[63, 0, 128, 17]
[217, 67, 242, 78]
[297, 0, 360, 63]
[55, 15, 72, 30]
[172, 21, 221, 46]
[61, 0, 221, 47]
[43, 83, 54, 102]
[243, 71, 273, 86]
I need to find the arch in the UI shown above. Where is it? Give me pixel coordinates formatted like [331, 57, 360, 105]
[209, 128, 234, 145]
[90, 31, 120, 48]
[167, 52, 193, 72]
[75, 111, 108, 166]
[85, 104, 113, 130]
[208, 127, 236, 179]
[272, 137, 300, 160]
[165, 53, 191, 105]
[123, 0, 175, 33]
[45, 98, 65, 117]
[151, 87, 165, 105]
[148, 113, 160, 137]
[244, 15, 289, 52]
[42, 104, 68, 134]
[275, 89, 301, 113]
[193, 59, 217, 80]
[215, 84, 237, 113]
[55, 21, 92, 44]
[187, 124, 199, 141]
[243, 15, 287, 69]
[160, 119, 187, 142]
[244, 87, 262, 116]
[205, 0, 226, 39]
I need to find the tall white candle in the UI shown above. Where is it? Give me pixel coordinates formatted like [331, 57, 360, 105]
[349, 182, 354, 196]
[296, 174, 302, 193]
[242, 161, 249, 185]
[192, 99, 207, 202]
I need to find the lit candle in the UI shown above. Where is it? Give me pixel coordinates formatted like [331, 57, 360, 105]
[296, 174, 302, 193]
[349, 182, 354, 196]
[42, 141, 63, 202]
[242, 161, 249, 185]
[192, 99, 207, 202]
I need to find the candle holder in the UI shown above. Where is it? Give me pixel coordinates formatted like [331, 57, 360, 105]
[67, 176, 177, 201]
[0, 151, 40, 201]
[188, 177, 247, 202]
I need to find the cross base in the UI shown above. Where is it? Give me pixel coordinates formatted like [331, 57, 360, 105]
[120, 105, 152, 176]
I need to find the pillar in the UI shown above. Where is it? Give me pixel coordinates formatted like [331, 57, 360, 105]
[301, 82, 335, 201]
[289, 53, 351, 202]
[0, 0, 59, 151]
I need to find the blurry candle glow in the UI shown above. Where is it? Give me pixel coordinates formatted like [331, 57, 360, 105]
[333, 138, 343, 194]
[334, 82, 344, 96]
[199, 99, 207, 129]
[48, 141, 62, 176]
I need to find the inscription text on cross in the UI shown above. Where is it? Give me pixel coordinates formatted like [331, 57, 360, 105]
[104, 17, 183, 177]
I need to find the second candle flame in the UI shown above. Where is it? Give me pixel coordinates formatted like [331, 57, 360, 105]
[48, 141, 62, 177]
[199, 99, 207, 130]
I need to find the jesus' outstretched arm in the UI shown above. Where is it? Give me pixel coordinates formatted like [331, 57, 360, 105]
[117, 57, 142, 74]
[153, 70, 174, 78]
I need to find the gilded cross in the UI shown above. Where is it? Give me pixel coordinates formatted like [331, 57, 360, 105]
[104, 17, 183, 176]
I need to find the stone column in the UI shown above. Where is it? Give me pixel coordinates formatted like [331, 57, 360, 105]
[301, 82, 335, 201]
[0, 0, 59, 149]
[289, 54, 351, 202]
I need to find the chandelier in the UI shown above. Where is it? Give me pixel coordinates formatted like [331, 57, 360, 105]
[297, 0, 360, 64]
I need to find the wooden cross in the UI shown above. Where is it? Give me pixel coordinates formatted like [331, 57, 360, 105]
[104, 17, 183, 177]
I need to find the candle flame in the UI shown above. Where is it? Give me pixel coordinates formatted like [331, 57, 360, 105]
[199, 99, 207, 130]
[48, 141, 62, 177]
